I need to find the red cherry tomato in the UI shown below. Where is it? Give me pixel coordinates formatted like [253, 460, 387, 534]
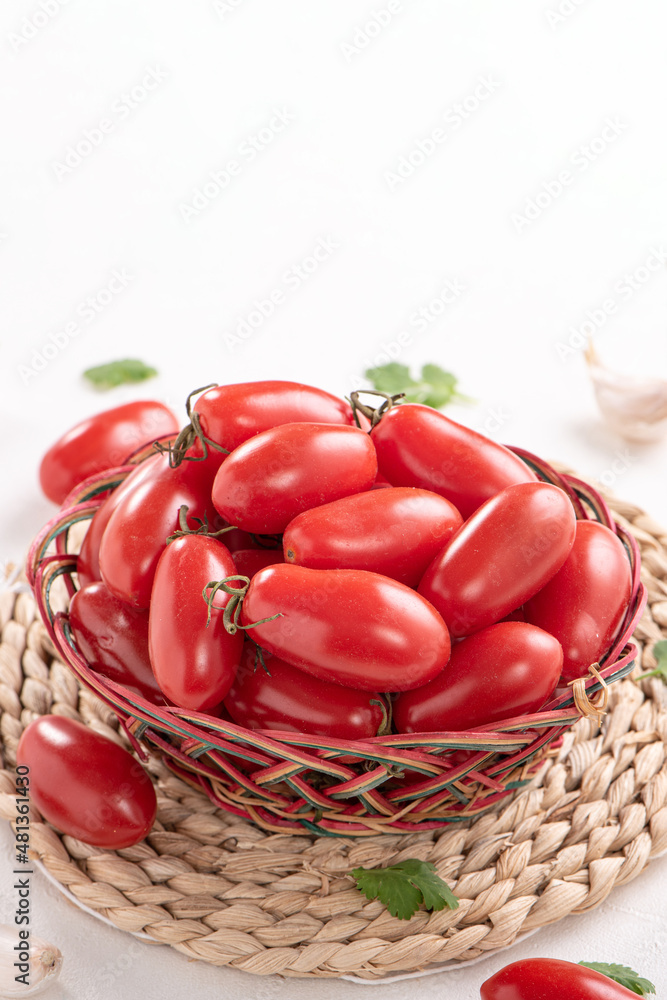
[370, 403, 537, 519]
[231, 548, 284, 579]
[481, 958, 641, 1000]
[69, 582, 164, 704]
[149, 534, 243, 710]
[224, 645, 387, 739]
[419, 482, 576, 638]
[524, 519, 632, 683]
[99, 452, 220, 608]
[39, 400, 179, 505]
[283, 487, 462, 587]
[76, 457, 159, 588]
[194, 380, 356, 453]
[393, 622, 563, 733]
[238, 564, 451, 691]
[16, 716, 157, 848]
[212, 423, 378, 533]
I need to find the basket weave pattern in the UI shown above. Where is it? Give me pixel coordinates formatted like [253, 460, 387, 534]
[26, 451, 646, 836]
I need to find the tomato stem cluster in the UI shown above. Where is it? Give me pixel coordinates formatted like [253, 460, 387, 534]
[155, 384, 229, 467]
[349, 390, 405, 429]
[202, 575, 283, 635]
[166, 504, 237, 544]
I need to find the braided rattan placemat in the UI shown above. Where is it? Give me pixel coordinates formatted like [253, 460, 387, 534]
[1, 490, 666, 981]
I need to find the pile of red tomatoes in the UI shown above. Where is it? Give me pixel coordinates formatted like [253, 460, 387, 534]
[40, 380, 633, 743]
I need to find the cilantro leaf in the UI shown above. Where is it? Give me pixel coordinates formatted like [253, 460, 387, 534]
[364, 362, 470, 409]
[351, 859, 459, 920]
[84, 359, 158, 391]
[578, 963, 656, 996]
[635, 639, 667, 683]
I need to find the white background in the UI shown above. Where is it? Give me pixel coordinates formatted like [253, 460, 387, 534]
[1, 1, 666, 997]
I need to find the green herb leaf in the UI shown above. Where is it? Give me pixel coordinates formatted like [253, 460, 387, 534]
[635, 639, 667, 683]
[351, 859, 459, 921]
[578, 963, 656, 996]
[83, 359, 158, 391]
[364, 362, 470, 409]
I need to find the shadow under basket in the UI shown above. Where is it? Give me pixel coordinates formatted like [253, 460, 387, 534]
[27, 447, 647, 837]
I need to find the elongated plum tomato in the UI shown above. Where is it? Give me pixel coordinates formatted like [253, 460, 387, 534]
[99, 451, 220, 608]
[238, 564, 451, 691]
[39, 400, 179, 505]
[419, 482, 576, 638]
[69, 582, 165, 704]
[393, 622, 563, 733]
[212, 423, 378, 534]
[524, 519, 632, 683]
[224, 645, 387, 739]
[16, 716, 157, 849]
[77, 456, 160, 588]
[283, 487, 462, 587]
[149, 534, 243, 710]
[370, 403, 537, 519]
[481, 958, 642, 1000]
[193, 380, 356, 453]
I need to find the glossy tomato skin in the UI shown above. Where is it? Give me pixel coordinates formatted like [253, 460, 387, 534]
[69, 582, 164, 704]
[212, 423, 378, 533]
[231, 548, 284, 579]
[39, 401, 179, 505]
[393, 622, 563, 733]
[195, 381, 356, 453]
[99, 452, 220, 608]
[240, 564, 451, 692]
[77, 457, 159, 588]
[480, 958, 641, 1000]
[224, 645, 387, 739]
[283, 487, 463, 588]
[149, 534, 243, 710]
[16, 716, 157, 848]
[524, 519, 632, 683]
[419, 482, 576, 638]
[370, 404, 537, 519]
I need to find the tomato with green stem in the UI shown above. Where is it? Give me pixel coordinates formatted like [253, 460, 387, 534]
[149, 533, 243, 710]
[228, 563, 451, 692]
[480, 958, 648, 1000]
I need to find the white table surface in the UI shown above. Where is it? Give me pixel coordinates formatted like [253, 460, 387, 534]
[1, 1, 666, 996]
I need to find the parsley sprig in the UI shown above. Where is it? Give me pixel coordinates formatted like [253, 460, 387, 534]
[364, 362, 470, 410]
[579, 962, 656, 996]
[351, 859, 459, 921]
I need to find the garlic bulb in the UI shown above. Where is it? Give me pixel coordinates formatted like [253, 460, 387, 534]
[586, 341, 667, 442]
[0, 925, 62, 996]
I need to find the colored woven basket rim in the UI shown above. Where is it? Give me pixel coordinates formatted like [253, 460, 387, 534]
[25, 446, 647, 836]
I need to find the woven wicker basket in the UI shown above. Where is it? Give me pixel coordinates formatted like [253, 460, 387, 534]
[26, 445, 646, 837]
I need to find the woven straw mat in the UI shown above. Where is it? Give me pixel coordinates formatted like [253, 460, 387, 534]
[1, 487, 667, 980]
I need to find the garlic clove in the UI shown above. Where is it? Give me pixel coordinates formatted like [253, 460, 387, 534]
[585, 341, 667, 442]
[0, 924, 62, 996]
